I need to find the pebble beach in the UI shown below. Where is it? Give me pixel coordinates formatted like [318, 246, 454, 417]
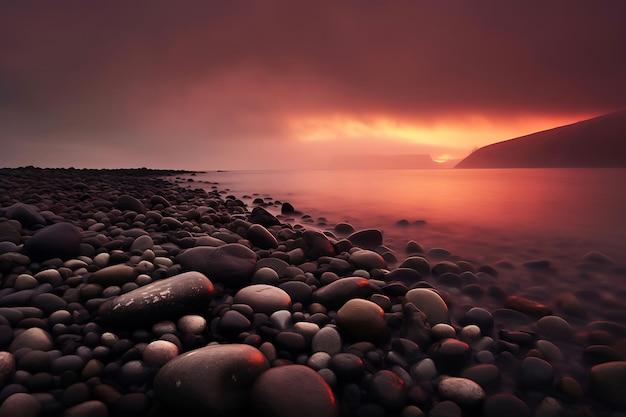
[0, 167, 625, 417]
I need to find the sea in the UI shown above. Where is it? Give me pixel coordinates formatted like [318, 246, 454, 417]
[181, 168, 626, 311]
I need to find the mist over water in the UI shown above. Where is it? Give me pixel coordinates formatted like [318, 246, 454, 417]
[193, 168, 626, 267]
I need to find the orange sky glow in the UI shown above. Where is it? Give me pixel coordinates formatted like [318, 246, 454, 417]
[1, 2, 624, 170]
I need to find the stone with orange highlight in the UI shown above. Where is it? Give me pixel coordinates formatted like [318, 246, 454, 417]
[251, 364, 338, 417]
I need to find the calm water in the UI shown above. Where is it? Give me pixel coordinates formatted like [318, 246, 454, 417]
[188, 168, 626, 273]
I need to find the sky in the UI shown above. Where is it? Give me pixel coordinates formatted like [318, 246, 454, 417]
[2, 1, 626, 170]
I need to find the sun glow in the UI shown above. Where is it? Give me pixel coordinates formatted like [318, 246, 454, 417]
[287, 113, 594, 155]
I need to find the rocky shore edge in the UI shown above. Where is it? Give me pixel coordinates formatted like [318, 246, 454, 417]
[0, 166, 625, 417]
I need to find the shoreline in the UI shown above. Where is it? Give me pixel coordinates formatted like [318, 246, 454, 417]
[0, 167, 625, 416]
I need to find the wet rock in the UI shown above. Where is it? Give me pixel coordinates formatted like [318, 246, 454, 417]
[350, 250, 387, 270]
[143, 340, 179, 367]
[504, 296, 551, 317]
[483, 394, 530, 417]
[368, 370, 407, 410]
[247, 224, 278, 250]
[22, 222, 81, 261]
[176, 243, 257, 287]
[404, 288, 450, 326]
[98, 271, 214, 327]
[154, 344, 269, 416]
[88, 264, 138, 287]
[0, 392, 41, 417]
[519, 357, 553, 388]
[311, 326, 342, 355]
[347, 229, 383, 250]
[115, 194, 146, 213]
[428, 338, 471, 374]
[248, 206, 280, 227]
[589, 361, 626, 406]
[233, 284, 292, 315]
[302, 230, 335, 259]
[536, 315, 573, 340]
[313, 277, 373, 309]
[336, 298, 389, 344]
[6, 203, 45, 228]
[9, 328, 54, 352]
[437, 377, 486, 407]
[251, 364, 338, 417]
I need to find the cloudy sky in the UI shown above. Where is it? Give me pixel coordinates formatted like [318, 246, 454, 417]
[2, 1, 625, 169]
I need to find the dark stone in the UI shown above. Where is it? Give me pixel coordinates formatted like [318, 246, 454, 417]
[22, 222, 81, 262]
[176, 243, 257, 287]
[251, 364, 338, 417]
[248, 207, 280, 227]
[302, 230, 335, 259]
[313, 277, 373, 310]
[98, 271, 214, 327]
[6, 204, 46, 228]
[247, 224, 278, 250]
[483, 394, 530, 417]
[155, 344, 269, 415]
[347, 229, 383, 250]
[115, 195, 146, 214]
[328, 353, 364, 381]
[368, 370, 407, 410]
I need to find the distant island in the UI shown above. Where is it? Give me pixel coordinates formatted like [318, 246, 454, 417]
[455, 110, 626, 168]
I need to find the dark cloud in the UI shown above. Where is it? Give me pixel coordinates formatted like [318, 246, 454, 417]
[1, 1, 625, 168]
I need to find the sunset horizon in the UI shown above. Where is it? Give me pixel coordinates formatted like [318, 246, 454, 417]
[2, 1, 625, 170]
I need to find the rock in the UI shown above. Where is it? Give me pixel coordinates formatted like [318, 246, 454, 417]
[217, 309, 251, 336]
[177, 315, 207, 335]
[6, 203, 45, 228]
[63, 400, 108, 417]
[347, 229, 383, 250]
[248, 206, 280, 227]
[115, 195, 146, 213]
[428, 401, 461, 417]
[504, 296, 552, 317]
[143, 340, 179, 367]
[582, 251, 614, 264]
[311, 326, 342, 355]
[98, 271, 214, 327]
[589, 361, 626, 406]
[247, 224, 278, 250]
[328, 353, 364, 381]
[368, 370, 407, 410]
[336, 298, 389, 344]
[404, 288, 450, 326]
[482, 394, 530, 417]
[302, 230, 335, 259]
[460, 364, 501, 389]
[0, 222, 21, 245]
[251, 364, 338, 417]
[252, 267, 280, 285]
[350, 250, 387, 270]
[334, 222, 355, 237]
[8, 328, 54, 352]
[0, 352, 15, 386]
[519, 357, 554, 388]
[437, 377, 486, 406]
[312, 277, 373, 309]
[155, 344, 269, 415]
[176, 244, 257, 287]
[428, 338, 471, 374]
[233, 284, 292, 315]
[22, 222, 81, 261]
[280, 202, 295, 215]
[459, 307, 494, 336]
[88, 264, 138, 287]
[400, 303, 432, 347]
[130, 235, 154, 252]
[0, 392, 41, 417]
[536, 315, 573, 340]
